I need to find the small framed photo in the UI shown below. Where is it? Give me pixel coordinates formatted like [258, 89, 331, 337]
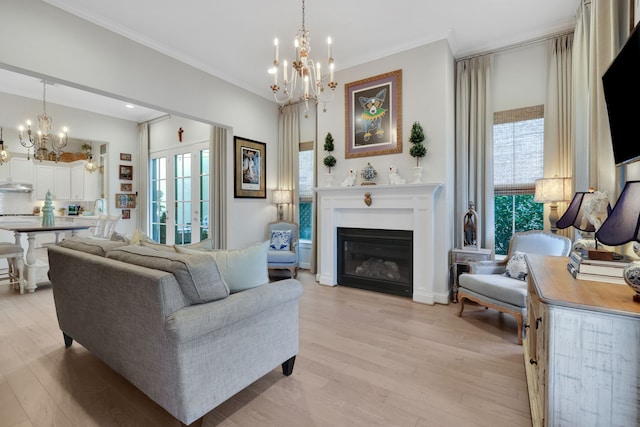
[345, 69, 403, 158]
[120, 183, 132, 192]
[234, 136, 266, 198]
[115, 193, 136, 209]
[119, 165, 133, 180]
[120, 153, 132, 161]
[121, 209, 131, 220]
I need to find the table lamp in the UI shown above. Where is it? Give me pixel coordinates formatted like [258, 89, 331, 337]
[272, 189, 292, 221]
[534, 177, 572, 233]
[595, 180, 640, 302]
[557, 189, 612, 233]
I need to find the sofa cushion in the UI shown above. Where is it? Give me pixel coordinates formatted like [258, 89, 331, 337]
[106, 245, 229, 304]
[140, 240, 177, 252]
[174, 241, 269, 293]
[182, 238, 214, 250]
[458, 273, 528, 308]
[59, 237, 128, 257]
[268, 249, 296, 264]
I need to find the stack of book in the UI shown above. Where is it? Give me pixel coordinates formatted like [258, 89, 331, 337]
[567, 250, 629, 284]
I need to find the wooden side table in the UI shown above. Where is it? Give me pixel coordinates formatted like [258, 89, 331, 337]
[450, 247, 492, 302]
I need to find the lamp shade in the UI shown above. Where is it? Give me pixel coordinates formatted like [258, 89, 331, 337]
[557, 191, 612, 232]
[534, 177, 572, 203]
[272, 189, 292, 205]
[596, 180, 640, 246]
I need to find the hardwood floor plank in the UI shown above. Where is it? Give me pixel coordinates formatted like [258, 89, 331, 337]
[0, 271, 531, 426]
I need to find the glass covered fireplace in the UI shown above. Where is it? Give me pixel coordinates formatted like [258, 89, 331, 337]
[337, 227, 413, 297]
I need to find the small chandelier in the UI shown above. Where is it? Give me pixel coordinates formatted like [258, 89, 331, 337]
[84, 142, 98, 174]
[0, 127, 12, 165]
[18, 80, 68, 162]
[269, 0, 337, 114]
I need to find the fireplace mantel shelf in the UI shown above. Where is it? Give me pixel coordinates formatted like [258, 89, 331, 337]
[314, 182, 446, 305]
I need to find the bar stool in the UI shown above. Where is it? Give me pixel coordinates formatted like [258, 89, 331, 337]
[0, 242, 25, 294]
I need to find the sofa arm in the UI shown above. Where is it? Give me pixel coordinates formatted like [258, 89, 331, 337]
[165, 279, 303, 344]
[468, 260, 507, 275]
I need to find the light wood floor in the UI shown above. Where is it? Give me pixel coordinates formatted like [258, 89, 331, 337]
[0, 270, 531, 427]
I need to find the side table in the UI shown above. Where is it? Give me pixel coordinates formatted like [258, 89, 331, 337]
[450, 247, 492, 302]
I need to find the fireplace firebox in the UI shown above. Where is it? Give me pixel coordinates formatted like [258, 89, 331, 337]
[337, 227, 413, 297]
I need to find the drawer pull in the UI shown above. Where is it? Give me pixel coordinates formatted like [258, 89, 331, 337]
[529, 358, 538, 365]
[535, 317, 542, 329]
[524, 323, 530, 330]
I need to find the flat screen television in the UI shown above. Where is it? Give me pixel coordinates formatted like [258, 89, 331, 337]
[602, 21, 640, 166]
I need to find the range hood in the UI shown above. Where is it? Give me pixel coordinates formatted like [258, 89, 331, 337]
[0, 182, 33, 193]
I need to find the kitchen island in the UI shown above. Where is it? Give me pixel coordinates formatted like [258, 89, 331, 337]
[0, 220, 92, 293]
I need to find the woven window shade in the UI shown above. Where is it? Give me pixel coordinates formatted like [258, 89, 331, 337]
[493, 105, 544, 196]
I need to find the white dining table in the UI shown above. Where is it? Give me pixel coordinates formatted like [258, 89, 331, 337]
[0, 222, 91, 293]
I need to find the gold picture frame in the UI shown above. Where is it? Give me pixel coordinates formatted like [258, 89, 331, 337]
[344, 69, 402, 158]
[115, 193, 136, 209]
[234, 136, 266, 198]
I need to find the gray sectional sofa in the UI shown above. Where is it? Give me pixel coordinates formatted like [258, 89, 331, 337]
[47, 238, 303, 426]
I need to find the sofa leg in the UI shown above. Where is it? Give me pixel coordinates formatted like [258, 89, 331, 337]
[63, 332, 73, 348]
[282, 356, 296, 376]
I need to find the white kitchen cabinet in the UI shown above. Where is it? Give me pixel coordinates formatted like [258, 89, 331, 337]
[35, 164, 71, 200]
[70, 162, 100, 201]
[0, 156, 34, 183]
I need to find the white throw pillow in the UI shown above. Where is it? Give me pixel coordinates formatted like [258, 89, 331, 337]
[270, 230, 291, 251]
[504, 251, 528, 281]
[175, 241, 270, 293]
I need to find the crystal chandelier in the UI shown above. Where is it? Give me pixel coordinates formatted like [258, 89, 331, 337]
[18, 80, 68, 162]
[269, 0, 337, 113]
[0, 127, 12, 165]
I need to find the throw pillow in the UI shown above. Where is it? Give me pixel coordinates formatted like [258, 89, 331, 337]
[181, 238, 214, 250]
[130, 228, 153, 245]
[504, 251, 528, 281]
[270, 230, 291, 251]
[140, 240, 176, 252]
[106, 245, 229, 304]
[175, 241, 269, 293]
[110, 231, 130, 244]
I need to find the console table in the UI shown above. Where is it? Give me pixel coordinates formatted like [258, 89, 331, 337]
[524, 254, 640, 426]
[0, 223, 91, 293]
[449, 247, 492, 302]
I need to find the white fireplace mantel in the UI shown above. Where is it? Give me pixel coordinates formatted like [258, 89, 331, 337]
[314, 183, 445, 305]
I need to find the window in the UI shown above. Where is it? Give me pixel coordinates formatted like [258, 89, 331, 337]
[493, 106, 544, 255]
[298, 141, 314, 241]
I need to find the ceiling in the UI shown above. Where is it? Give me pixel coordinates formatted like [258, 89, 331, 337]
[3, 0, 580, 123]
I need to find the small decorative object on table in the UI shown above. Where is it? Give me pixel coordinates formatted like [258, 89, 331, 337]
[409, 121, 427, 183]
[388, 165, 406, 185]
[340, 169, 357, 187]
[323, 132, 337, 187]
[42, 191, 55, 227]
[361, 162, 377, 185]
[463, 201, 480, 249]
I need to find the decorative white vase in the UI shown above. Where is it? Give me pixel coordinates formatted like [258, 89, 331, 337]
[411, 166, 423, 184]
[325, 172, 334, 187]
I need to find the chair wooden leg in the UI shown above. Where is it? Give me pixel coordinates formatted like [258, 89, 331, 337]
[457, 296, 465, 317]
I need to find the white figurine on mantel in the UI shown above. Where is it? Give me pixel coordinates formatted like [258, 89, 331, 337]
[341, 169, 357, 187]
[388, 165, 406, 185]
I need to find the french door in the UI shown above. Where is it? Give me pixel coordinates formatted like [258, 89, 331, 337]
[150, 143, 210, 245]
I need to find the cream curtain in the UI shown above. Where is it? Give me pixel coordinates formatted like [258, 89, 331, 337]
[210, 126, 228, 249]
[575, 0, 632, 202]
[545, 33, 574, 239]
[136, 122, 149, 232]
[277, 105, 300, 222]
[455, 55, 495, 250]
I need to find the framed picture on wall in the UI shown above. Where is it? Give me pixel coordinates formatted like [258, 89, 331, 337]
[120, 153, 132, 161]
[115, 193, 136, 209]
[345, 69, 403, 158]
[120, 183, 132, 192]
[121, 209, 131, 220]
[233, 136, 266, 198]
[119, 165, 133, 180]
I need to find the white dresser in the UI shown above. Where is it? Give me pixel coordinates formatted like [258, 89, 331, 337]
[525, 254, 640, 426]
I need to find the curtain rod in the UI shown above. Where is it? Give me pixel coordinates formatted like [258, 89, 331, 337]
[455, 28, 575, 63]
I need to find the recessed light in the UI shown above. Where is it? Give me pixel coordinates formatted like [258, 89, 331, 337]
[125, 104, 134, 109]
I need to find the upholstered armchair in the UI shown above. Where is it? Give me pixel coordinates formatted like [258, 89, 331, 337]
[267, 221, 298, 278]
[457, 230, 572, 344]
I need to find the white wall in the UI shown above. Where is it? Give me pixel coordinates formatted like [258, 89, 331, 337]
[317, 39, 455, 299]
[0, 0, 280, 249]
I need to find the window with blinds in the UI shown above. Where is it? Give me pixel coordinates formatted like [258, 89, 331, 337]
[493, 105, 544, 255]
[493, 105, 544, 195]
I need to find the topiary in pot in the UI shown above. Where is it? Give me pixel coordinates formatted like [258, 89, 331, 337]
[323, 132, 337, 172]
[408, 121, 427, 166]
